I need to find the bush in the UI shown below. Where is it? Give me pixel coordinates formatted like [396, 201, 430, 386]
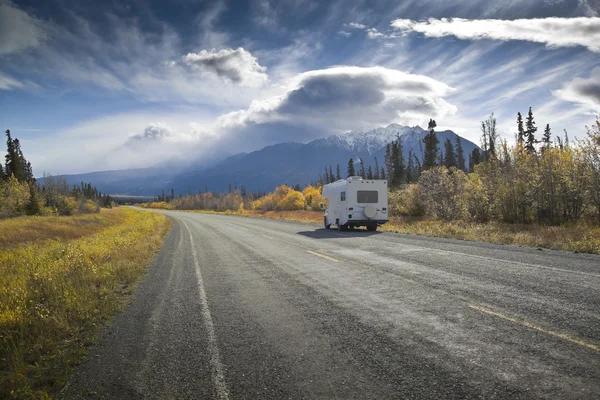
[463, 174, 492, 222]
[389, 184, 425, 217]
[80, 199, 98, 214]
[0, 175, 30, 218]
[276, 191, 305, 211]
[418, 167, 467, 220]
[55, 195, 78, 216]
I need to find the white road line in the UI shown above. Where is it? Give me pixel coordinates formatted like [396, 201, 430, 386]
[183, 221, 230, 400]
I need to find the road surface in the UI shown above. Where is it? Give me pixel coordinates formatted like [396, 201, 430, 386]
[63, 210, 600, 399]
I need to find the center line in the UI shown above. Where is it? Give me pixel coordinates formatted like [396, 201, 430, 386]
[470, 305, 600, 353]
[183, 221, 230, 399]
[307, 250, 341, 263]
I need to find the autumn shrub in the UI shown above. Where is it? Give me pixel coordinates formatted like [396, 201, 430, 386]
[389, 184, 425, 217]
[276, 190, 305, 211]
[79, 199, 98, 214]
[55, 195, 78, 216]
[418, 167, 467, 220]
[303, 185, 326, 211]
[0, 175, 30, 219]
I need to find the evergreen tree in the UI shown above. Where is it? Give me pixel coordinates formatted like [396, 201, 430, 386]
[336, 164, 341, 180]
[347, 158, 355, 177]
[542, 124, 552, 151]
[525, 107, 537, 155]
[373, 156, 380, 179]
[384, 143, 393, 179]
[516, 112, 525, 145]
[391, 140, 405, 186]
[359, 158, 366, 178]
[380, 167, 386, 179]
[367, 166, 373, 179]
[26, 184, 41, 215]
[443, 138, 457, 168]
[329, 165, 334, 183]
[422, 119, 439, 170]
[469, 148, 482, 173]
[324, 167, 330, 183]
[406, 149, 415, 183]
[455, 136, 466, 172]
[0, 163, 4, 180]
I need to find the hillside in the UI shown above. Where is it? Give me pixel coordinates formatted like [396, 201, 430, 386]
[41, 125, 480, 195]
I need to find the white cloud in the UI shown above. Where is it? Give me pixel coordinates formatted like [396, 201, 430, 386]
[346, 22, 367, 29]
[0, 72, 22, 90]
[0, 2, 46, 55]
[338, 30, 352, 37]
[183, 47, 268, 87]
[391, 17, 600, 52]
[554, 68, 600, 111]
[218, 66, 456, 136]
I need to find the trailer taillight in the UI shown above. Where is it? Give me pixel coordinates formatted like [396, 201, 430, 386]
[348, 207, 353, 210]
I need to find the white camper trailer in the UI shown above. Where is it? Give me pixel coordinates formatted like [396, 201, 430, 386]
[322, 176, 388, 231]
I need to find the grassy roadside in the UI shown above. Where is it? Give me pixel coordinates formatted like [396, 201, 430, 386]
[163, 208, 600, 254]
[0, 208, 170, 399]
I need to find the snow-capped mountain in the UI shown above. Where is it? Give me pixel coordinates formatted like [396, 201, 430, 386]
[46, 124, 480, 195]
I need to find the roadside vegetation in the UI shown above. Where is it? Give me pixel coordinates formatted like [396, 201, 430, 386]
[143, 114, 600, 254]
[0, 208, 170, 398]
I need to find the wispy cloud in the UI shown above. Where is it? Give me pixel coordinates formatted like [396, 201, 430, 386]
[555, 68, 600, 111]
[0, 72, 23, 90]
[0, 2, 46, 55]
[391, 17, 600, 52]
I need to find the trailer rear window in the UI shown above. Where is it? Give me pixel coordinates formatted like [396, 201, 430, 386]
[357, 191, 378, 203]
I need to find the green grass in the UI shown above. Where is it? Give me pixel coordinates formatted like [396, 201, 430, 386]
[0, 208, 170, 399]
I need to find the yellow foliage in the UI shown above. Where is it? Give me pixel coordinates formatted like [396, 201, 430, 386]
[147, 201, 171, 209]
[276, 190, 306, 211]
[0, 175, 30, 218]
[302, 185, 326, 210]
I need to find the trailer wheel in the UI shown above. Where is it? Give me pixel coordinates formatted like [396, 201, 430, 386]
[324, 216, 331, 230]
[337, 222, 346, 231]
[367, 224, 377, 232]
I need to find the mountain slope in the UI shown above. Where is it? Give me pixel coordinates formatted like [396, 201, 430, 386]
[43, 124, 480, 195]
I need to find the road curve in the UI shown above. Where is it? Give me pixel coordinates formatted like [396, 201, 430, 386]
[62, 210, 600, 399]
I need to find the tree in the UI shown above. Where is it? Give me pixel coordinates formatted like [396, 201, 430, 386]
[456, 135, 466, 172]
[525, 107, 537, 155]
[469, 148, 482, 173]
[347, 158, 355, 177]
[481, 113, 498, 159]
[26, 184, 41, 215]
[359, 158, 366, 178]
[390, 140, 405, 187]
[380, 167, 386, 179]
[541, 124, 552, 152]
[367, 166, 373, 179]
[336, 164, 341, 180]
[406, 149, 415, 183]
[516, 112, 525, 145]
[329, 165, 334, 183]
[422, 119, 439, 170]
[374, 156, 380, 179]
[443, 138, 457, 168]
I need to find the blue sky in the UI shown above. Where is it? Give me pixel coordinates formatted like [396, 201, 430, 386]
[1, 0, 599, 174]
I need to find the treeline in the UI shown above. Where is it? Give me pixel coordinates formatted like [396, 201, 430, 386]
[143, 184, 326, 212]
[391, 114, 600, 225]
[0, 129, 113, 218]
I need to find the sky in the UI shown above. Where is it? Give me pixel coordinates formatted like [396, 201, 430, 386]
[1, 0, 599, 175]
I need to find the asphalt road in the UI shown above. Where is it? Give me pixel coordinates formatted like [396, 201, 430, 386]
[62, 210, 600, 399]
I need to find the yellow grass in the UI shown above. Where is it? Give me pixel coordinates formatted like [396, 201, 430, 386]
[0, 208, 170, 399]
[170, 208, 600, 254]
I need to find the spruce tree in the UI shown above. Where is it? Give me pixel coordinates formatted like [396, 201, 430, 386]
[542, 124, 551, 150]
[329, 165, 334, 182]
[373, 156, 380, 179]
[525, 107, 537, 155]
[324, 167, 330, 183]
[336, 164, 341, 180]
[422, 119, 439, 170]
[367, 166, 373, 179]
[380, 167, 386, 179]
[384, 143, 393, 179]
[391, 140, 405, 186]
[26, 184, 41, 215]
[516, 112, 525, 145]
[406, 149, 415, 183]
[347, 158, 355, 177]
[481, 113, 497, 159]
[359, 158, 365, 178]
[469, 148, 481, 173]
[455, 136, 466, 172]
[443, 138, 455, 168]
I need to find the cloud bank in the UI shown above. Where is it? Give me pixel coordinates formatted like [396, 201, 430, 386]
[218, 66, 456, 139]
[391, 17, 600, 52]
[555, 68, 600, 111]
[183, 48, 268, 86]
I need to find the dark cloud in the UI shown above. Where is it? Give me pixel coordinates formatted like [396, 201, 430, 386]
[556, 68, 600, 110]
[183, 48, 268, 86]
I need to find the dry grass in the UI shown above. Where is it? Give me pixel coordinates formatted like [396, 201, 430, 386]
[0, 208, 170, 399]
[173, 208, 600, 254]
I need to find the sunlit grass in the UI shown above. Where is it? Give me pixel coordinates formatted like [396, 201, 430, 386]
[0, 208, 170, 399]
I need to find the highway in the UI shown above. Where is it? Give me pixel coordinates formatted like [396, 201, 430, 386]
[63, 210, 600, 399]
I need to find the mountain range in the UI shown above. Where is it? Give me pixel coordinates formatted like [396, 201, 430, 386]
[41, 124, 480, 195]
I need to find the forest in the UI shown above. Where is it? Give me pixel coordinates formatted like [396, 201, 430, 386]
[0, 130, 113, 219]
